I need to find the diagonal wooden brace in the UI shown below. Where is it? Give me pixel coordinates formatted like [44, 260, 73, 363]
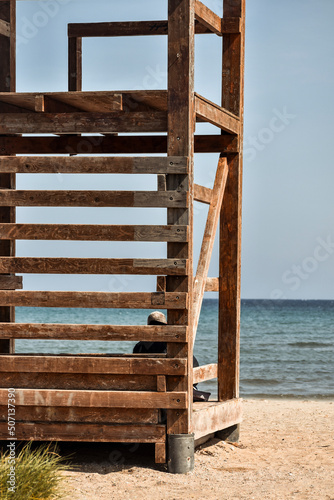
[192, 157, 228, 346]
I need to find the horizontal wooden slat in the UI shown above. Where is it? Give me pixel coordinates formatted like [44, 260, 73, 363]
[0, 372, 157, 391]
[193, 364, 218, 384]
[195, 94, 240, 134]
[68, 21, 169, 38]
[0, 134, 238, 155]
[0, 19, 10, 37]
[0, 291, 187, 309]
[194, 183, 212, 204]
[193, 399, 243, 440]
[0, 274, 22, 290]
[0, 257, 188, 275]
[195, 0, 222, 35]
[0, 355, 187, 375]
[0, 405, 159, 424]
[0, 223, 188, 242]
[0, 156, 188, 174]
[0, 111, 167, 134]
[205, 277, 219, 292]
[37, 93, 123, 113]
[0, 388, 187, 409]
[0, 189, 187, 208]
[0, 422, 166, 443]
[0, 323, 187, 342]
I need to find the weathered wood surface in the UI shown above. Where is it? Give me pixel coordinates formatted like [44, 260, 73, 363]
[0, 275, 22, 290]
[205, 277, 219, 292]
[0, 323, 187, 342]
[0, 405, 159, 424]
[156, 375, 167, 393]
[0, 111, 167, 134]
[0, 156, 188, 174]
[194, 0, 222, 35]
[155, 442, 166, 464]
[0, 134, 238, 155]
[0, 257, 188, 275]
[193, 158, 228, 345]
[0, 422, 166, 443]
[0, 388, 187, 409]
[194, 183, 212, 205]
[68, 36, 82, 92]
[0, 291, 187, 309]
[0, 355, 187, 375]
[0, 189, 187, 208]
[195, 94, 240, 134]
[0, 18, 10, 37]
[219, 0, 245, 401]
[193, 363, 218, 384]
[0, 223, 188, 242]
[192, 399, 243, 440]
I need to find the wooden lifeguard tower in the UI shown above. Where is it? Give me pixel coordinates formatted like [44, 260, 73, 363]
[0, 0, 245, 472]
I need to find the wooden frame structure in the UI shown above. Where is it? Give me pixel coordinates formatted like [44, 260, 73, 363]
[0, 0, 245, 470]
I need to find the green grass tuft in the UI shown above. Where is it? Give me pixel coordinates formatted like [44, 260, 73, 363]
[0, 442, 71, 500]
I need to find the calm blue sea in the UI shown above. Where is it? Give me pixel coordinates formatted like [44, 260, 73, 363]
[15, 299, 334, 400]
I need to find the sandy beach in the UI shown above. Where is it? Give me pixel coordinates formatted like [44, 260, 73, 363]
[62, 399, 334, 500]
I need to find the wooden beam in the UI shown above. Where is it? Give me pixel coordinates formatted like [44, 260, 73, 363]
[219, 0, 245, 401]
[0, 156, 188, 175]
[193, 158, 228, 346]
[68, 21, 169, 38]
[194, 183, 212, 204]
[0, 111, 168, 134]
[195, 94, 240, 134]
[193, 363, 218, 384]
[0, 355, 187, 376]
[221, 17, 242, 34]
[0, 257, 188, 275]
[0, 323, 187, 342]
[205, 277, 219, 292]
[0, 291, 187, 309]
[192, 399, 242, 440]
[195, 0, 222, 35]
[0, 275, 22, 290]
[0, 19, 10, 37]
[68, 36, 82, 91]
[0, 189, 187, 208]
[0, 224, 188, 242]
[0, 388, 187, 409]
[0, 134, 238, 155]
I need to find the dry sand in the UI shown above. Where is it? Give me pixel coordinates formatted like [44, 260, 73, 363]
[63, 399, 334, 500]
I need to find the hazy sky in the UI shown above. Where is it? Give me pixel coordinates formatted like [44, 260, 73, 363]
[13, 0, 334, 299]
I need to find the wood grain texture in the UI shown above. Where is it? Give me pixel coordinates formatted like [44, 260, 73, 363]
[0, 291, 187, 309]
[68, 36, 82, 91]
[0, 18, 10, 37]
[0, 156, 188, 174]
[194, 183, 212, 205]
[0, 275, 22, 290]
[192, 399, 242, 440]
[193, 363, 218, 384]
[0, 223, 188, 242]
[195, 94, 240, 134]
[0, 323, 187, 342]
[155, 442, 166, 463]
[205, 277, 219, 292]
[195, 0, 222, 35]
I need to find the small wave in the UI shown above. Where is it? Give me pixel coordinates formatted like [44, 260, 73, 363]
[242, 378, 281, 386]
[288, 342, 333, 348]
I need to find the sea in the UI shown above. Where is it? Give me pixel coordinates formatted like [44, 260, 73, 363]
[15, 299, 334, 400]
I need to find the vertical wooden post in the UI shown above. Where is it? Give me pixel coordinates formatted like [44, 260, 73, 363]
[68, 36, 82, 91]
[0, 0, 16, 354]
[166, 0, 195, 435]
[218, 0, 245, 401]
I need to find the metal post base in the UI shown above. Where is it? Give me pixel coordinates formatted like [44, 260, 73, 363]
[167, 433, 194, 474]
[216, 423, 240, 443]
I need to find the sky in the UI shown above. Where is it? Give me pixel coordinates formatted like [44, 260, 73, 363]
[12, 0, 334, 300]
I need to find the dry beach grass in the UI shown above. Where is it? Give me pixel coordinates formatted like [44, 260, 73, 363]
[62, 399, 334, 500]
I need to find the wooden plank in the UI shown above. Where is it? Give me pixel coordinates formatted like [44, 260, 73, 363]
[157, 376, 167, 392]
[0, 405, 159, 424]
[0, 224, 188, 242]
[194, 183, 212, 205]
[156, 276, 166, 292]
[195, 0, 222, 35]
[193, 158, 228, 345]
[0, 189, 187, 208]
[166, 0, 195, 435]
[0, 323, 187, 342]
[0, 422, 166, 443]
[0, 18, 10, 37]
[221, 17, 242, 34]
[58, 92, 123, 113]
[193, 364, 218, 384]
[155, 442, 166, 464]
[192, 399, 242, 440]
[0, 134, 238, 155]
[0, 355, 187, 375]
[0, 156, 188, 174]
[0, 257, 188, 275]
[0, 111, 168, 134]
[219, 0, 245, 401]
[68, 36, 82, 91]
[205, 277, 219, 292]
[68, 21, 169, 38]
[195, 94, 240, 134]
[0, 372, 157, 391]
[0, 275, 22, 290]
[0, 388, 187, 409]
[0, 291, 187, 309]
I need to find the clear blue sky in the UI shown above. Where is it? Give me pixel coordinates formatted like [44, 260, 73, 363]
[14, 0, 334, 299]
